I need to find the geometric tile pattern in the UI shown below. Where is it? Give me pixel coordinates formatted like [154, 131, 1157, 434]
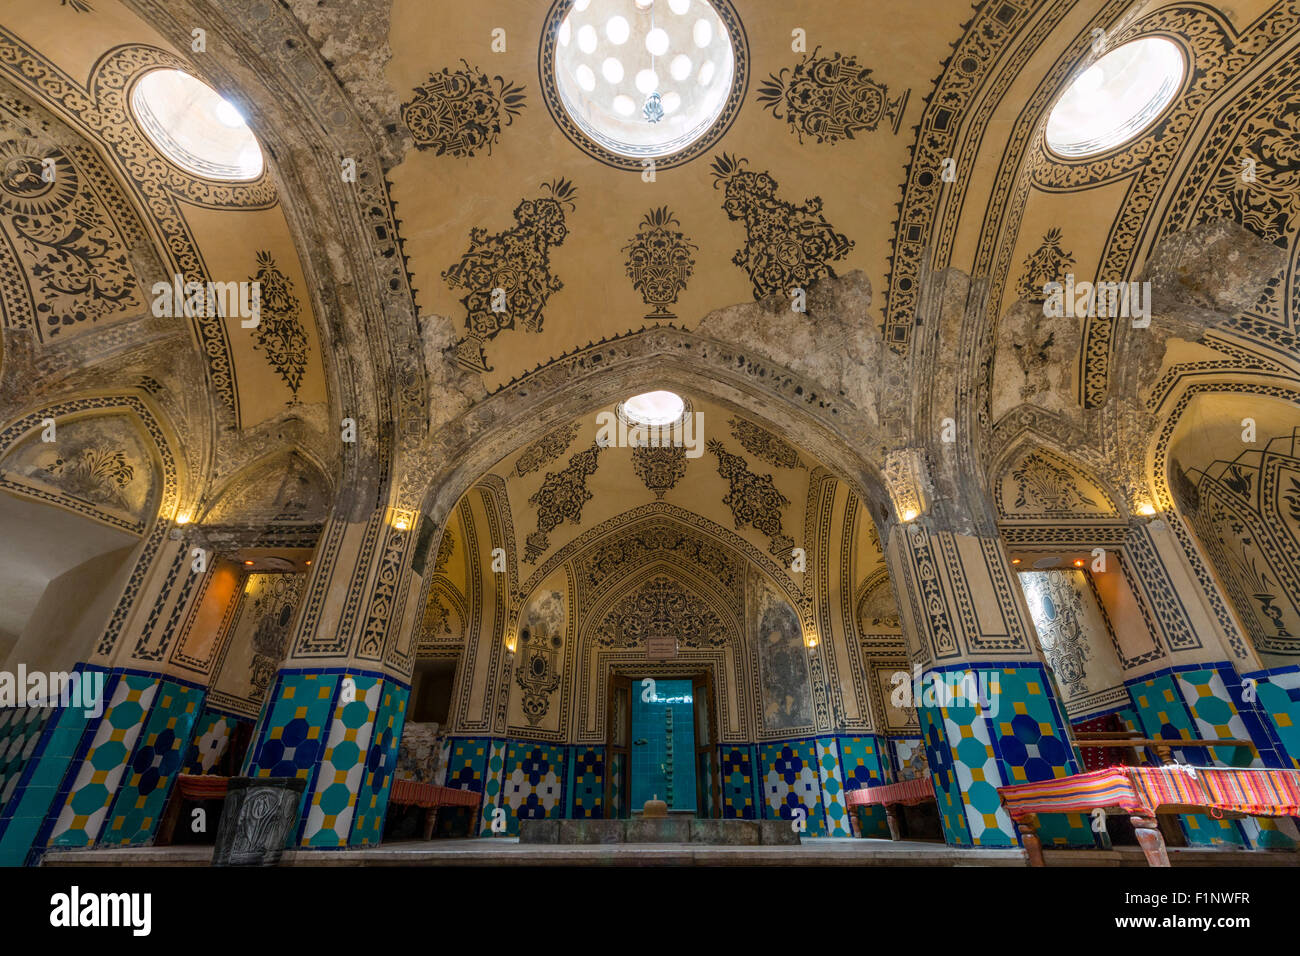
[500, 742, 565, 835]
[719, 744, 757, 820]
[758, 739, 824, 835]
[1177, 668, 1259, 768]
[0, 706, 54, 809]
[986, 665, 1092, 847]
[182, 710, 241, 775]
[1252, 667, 1300, 770]
[304, 675, 381, 847]
[47, 673, 158, 848]
[350, 681, 408, 846]
[480, 740, 507, 834]
[814, 737, 850, 836]
[102, 680, 204, 845]
[938, 690, 1015, 846]
[1125, 673, 1244, 847]
[566, 746, 603, 819]
[836, 735, 890, 838]
[0, 686, 97, 866]
[919, 705, 972, 846]
[245, 671, 339, 839]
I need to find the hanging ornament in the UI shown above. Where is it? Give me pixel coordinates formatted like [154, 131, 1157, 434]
[643, 91, 664, 123]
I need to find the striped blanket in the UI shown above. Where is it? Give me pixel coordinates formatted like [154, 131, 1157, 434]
[998, 765, 1300, 821]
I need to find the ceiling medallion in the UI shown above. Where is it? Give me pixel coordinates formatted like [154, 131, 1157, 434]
[539, 0, 749, 171]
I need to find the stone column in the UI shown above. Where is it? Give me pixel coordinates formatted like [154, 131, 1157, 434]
[0, 524, 219, 863]
[239, 505, 434, 848]
[884, 520, 1087, 848]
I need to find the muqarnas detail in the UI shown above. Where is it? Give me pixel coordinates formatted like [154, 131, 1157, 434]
[622, 206, 698, 320]
[710, 154, 853, 299]
[444, 178, 577, 373]
[402, 60, 526, 158]
[757, 48, 908, 144]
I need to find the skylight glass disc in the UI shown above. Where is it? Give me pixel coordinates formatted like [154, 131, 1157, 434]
[621, 390, 686, 427]
[1045, 37, 1184, 158]
[550, 0, 736, 159]
[131, 69, 263, 180]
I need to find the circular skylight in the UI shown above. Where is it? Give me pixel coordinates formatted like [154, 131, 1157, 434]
[131, 69, 263, 180]
[1045, 37, 1184, 158]
[620, 390, 686, 427]
[546, 0, 742, 163]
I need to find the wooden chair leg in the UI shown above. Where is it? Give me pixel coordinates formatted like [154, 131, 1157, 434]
[421, 806, 438, 841]
[885, 804, 902, 841]
[156, 792, 183, 846]
[1131, 814, 1170, 867]
[1018, 814, 1045, 867]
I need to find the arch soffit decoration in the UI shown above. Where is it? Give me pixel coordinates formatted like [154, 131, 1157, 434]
[413, 329, 897, 540]
[515, 503, 808, 626]
[0, 392, 183, 534]
[989, 437, 1127, 523]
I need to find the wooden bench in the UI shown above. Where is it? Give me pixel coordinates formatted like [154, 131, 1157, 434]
[845, 777, 936, 840]
[998, 764, 1300, 866]
[388, 779, 482, 839]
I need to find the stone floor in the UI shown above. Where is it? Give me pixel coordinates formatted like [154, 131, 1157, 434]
[40, 838, 1300, 867]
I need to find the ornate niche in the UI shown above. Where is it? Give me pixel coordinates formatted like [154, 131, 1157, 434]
[513, 588, 565, 728]
[0, 413, 158, 532]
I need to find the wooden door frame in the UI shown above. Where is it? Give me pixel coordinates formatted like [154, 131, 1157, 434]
[605, 666, 721, 818]
[603, 674, 632, 819]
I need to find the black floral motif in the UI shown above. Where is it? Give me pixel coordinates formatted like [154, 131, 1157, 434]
[756, 47, 907, 144]
[443, 178, 577, 372]
[593, 575, 728, 649]
[249, 251, 309, 398]
[708, 439, 794, 557]
[1016, 228, 1075, 302]
[1285, 476, 1300, 525]
[1011, 453, 1098, 513]
[710, 153, 853, 299]
[0, 140, 137, 339]
[59, 0, 93, 11]
[401, 60, 525, 158]
[524, 442, 603, 563]
[728, 418, 802, 469]
[424, 594, 452, 637]
[622, 206, 697, 320]
[632, 444, 687, 499]
[1208, 85, 1300, 246]
[434, 527, 454, 573]
[514, 422, 580, 476]
[44, 444, 135, 509]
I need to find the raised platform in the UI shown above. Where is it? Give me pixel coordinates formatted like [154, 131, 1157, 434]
[38, 838, 1299, 867]
[519, 818, 799, 845]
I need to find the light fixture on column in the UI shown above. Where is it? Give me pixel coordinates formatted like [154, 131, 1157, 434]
[804, 630, 819, 649]
[175, 512, 191, 525]
[505, 630, 518, 655]
[1136, 502, 1157, 516]
[902, 508, 919, 522]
